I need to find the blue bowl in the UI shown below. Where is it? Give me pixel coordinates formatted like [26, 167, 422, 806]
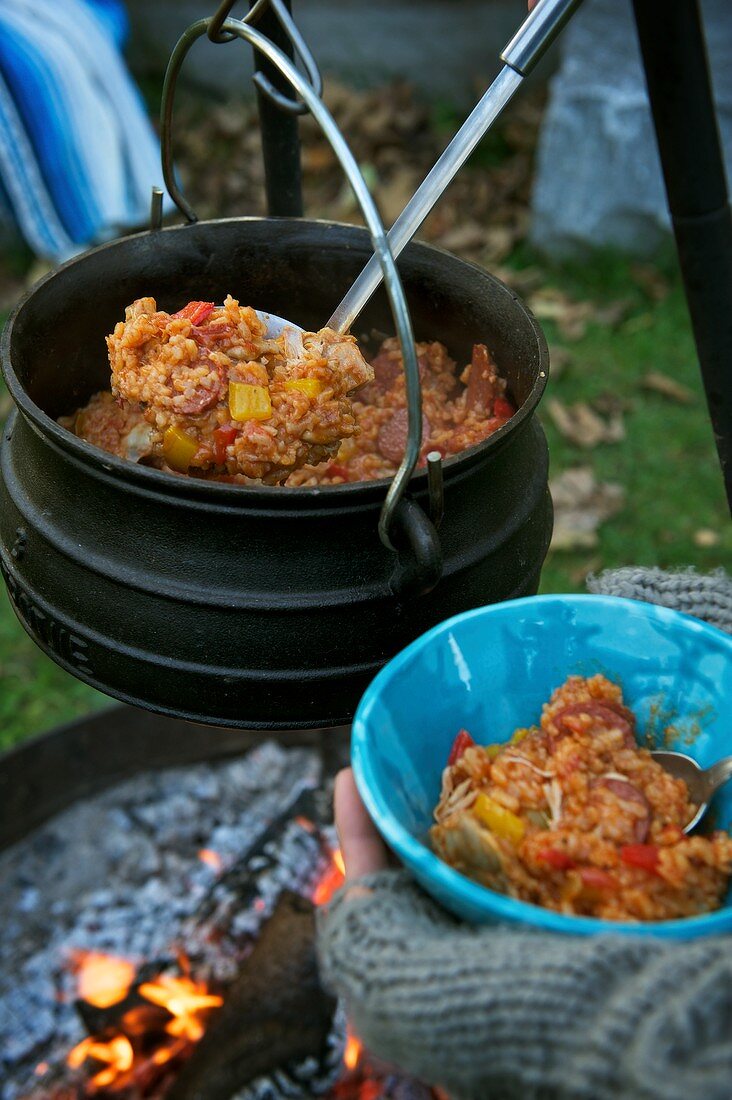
[352, 594, 732, 939]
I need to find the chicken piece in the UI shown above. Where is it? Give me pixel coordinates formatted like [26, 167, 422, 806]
[105, 295, 373, 482]
[61, 391, 154, 463]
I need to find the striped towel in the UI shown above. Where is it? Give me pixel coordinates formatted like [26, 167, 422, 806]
[0, 0, 166, 262]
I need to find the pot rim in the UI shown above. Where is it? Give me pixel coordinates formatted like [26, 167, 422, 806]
[1, 216, 549, 505]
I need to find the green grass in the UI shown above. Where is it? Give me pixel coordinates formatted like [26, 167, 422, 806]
[530, 248, 731, 592]
[0, 248, 728, 749]
[0, 588, 107, 751]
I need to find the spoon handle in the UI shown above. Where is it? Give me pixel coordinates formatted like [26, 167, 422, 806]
[704, 755, 732, 800]
[327, 0, 583, 334]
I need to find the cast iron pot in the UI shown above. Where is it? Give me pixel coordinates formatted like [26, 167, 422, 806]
[0, 218, 551, 729]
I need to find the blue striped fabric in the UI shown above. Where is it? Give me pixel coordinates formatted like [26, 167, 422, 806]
[0, 0, 166, 261]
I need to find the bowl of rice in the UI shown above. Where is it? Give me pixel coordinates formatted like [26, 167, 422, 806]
[351, 594, 732, 938]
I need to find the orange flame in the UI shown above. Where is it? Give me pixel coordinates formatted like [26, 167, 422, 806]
[313, 847, 346, 906]
[344, 1033, 362, 1071]
[137, 973, 223, 1042]
[198, 848, 224, 874]
[69, 951, 136, 1009]
[67, 1036, 134, 1089]
[65, 956, 222, 1090]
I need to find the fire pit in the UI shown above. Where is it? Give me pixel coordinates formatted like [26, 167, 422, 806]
[0, 706, 435, 1099]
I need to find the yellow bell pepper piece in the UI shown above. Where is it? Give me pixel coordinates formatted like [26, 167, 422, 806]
[473, 793, 525, 844]
[510, 727, 532, 745]
[284, 378, 326, 399]
[484, 743, 503, 759]
[163, 426, 199, 471]
[229, 382, 272, 422]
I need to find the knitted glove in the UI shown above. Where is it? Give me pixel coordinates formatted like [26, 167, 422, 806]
[587, 566, 732, 634]
[317, 567, 732, 1100]
[318, 872, 732, 1100]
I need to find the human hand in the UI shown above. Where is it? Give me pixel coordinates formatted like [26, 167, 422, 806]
[319, 568, 732, 1100]
[333, 767, 388, 881]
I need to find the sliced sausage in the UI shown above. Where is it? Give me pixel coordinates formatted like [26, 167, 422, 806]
[465, 343, 499, 415]
[552, 702, 636, 749]
[591, 778, 651, 842]
[377, 408, 431, 463]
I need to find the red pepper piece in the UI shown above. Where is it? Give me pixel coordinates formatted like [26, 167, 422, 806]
[172, 301, 215, 325]
[620, 844, 661, 874]
[579, 867, 617, 891]
[492, 396, 515, 420]
[213, 425, 238, 464]
[537, 848, 576, 871]
[447, 729, 475, 766]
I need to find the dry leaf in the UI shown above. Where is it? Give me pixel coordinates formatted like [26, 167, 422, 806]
[528, 288, 593, 342]
[591, 299, 634, 328]
[548, 345, 573, 379]
[591, 392, 633, 416]
[631, 263, 671, 302]
[436, 222, 487, 253]
[377, 167, 420, 226]
[642, 371, 695, 405]
[693, 528, 720, 548]
[549, 467, 625, 552]
[547, 399, 625, 448]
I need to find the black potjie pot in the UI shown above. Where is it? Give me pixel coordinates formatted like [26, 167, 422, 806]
[0, 219, 552, 729]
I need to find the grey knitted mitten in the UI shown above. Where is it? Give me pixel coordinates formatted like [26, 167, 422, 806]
[318, 873, 732, 1100]
[317, 567, 732, 1100]
[587, 566, 732, 634]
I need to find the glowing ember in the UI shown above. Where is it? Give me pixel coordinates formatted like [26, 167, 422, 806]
[313, 847, 346, 906]
[69, 951, 136, 1009]
[198, 848, 224, 874]
[344, 1033, 362, 1071]
[67, 1036, 134, 1089]
[138, 973, 223, 1042]
[65, 956, 223, 1092]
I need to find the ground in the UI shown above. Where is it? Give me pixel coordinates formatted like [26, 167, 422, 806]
[0, 82, 729, 748]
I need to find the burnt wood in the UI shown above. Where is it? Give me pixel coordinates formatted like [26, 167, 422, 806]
[166, 891, 335, 1100]
[0, 219, 552, 729]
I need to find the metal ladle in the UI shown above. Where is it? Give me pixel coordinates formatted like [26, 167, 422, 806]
[159, 0, 581, 560]
[236, 0, 584, 339]
[650, 750, 732, 833]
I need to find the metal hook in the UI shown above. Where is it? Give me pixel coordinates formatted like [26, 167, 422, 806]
[208, 0, 322, 115]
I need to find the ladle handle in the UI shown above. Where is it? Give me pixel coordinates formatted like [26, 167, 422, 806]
[327, 0, 583, 335]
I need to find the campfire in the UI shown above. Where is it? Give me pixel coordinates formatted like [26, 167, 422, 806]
[2, 738, 435, 1100]
[64, 950, 224, 1093]
[58, 840, 344, 1097]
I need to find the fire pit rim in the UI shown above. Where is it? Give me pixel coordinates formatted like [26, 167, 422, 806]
[1, 216, 549, 507]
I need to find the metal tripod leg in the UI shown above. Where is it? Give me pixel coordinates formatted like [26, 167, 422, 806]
[633, 0, 732, 512]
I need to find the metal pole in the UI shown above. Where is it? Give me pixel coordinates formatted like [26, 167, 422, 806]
[249, 0, 303, 216]
[632, 0, 732, 512]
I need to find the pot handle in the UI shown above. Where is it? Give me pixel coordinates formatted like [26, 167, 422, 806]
[159, 6, 442, 582]
[389, 499, 443, 599]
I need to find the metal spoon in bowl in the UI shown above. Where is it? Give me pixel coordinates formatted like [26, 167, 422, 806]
[650, 750, 732, 833]
[256, 311, 302, 340]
